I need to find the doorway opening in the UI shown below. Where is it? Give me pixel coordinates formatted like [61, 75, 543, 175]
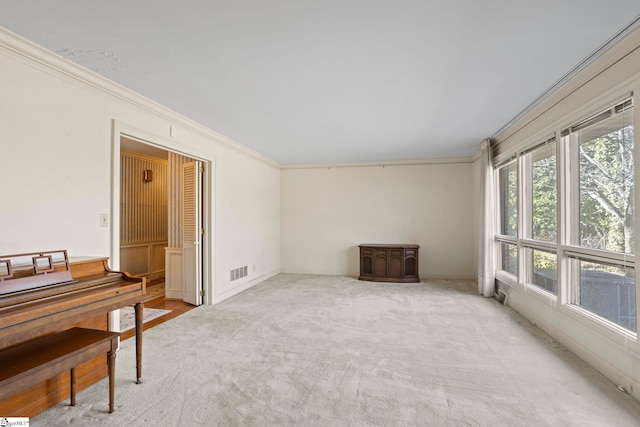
[112, 128, 212, 332]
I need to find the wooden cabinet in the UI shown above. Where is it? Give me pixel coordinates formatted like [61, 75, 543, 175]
[359, 244, 420, 283]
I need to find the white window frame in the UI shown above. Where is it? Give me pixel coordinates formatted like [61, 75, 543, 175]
[495, 159, 518, 280]
[560, 97, 636, 332]
[494, 95, 638, 335]
[521, 138, 559, 296]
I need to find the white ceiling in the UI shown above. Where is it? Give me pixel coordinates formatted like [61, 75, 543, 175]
[2, 1, 640, 165]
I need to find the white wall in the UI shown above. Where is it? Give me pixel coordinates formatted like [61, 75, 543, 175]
[281, 162, 475, 279]
[214, 148, 281, 301]
[0, 29, 280, 303]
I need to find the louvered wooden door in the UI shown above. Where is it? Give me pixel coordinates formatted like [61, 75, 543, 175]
[182, 161, 203, 306]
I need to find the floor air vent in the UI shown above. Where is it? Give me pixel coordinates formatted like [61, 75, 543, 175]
[230, 265, 248, 281]
[495, 289, 508, 305]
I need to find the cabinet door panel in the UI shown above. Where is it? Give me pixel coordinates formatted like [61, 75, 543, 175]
[389, 250, 403, 278]
[404, 256, 418, 278]
[361, 256, 373, 276]
[374, 250, 388, 278]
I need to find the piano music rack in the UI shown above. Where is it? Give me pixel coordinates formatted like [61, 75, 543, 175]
[0, 249, 74, 295]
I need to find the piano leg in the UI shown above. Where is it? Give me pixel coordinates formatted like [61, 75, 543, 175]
[108, 348, 116, 413]
[134, 302, 144, 384]
[70, 367, 76, 406]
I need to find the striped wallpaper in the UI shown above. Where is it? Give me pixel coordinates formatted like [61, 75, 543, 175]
[120, 152, 168, 245]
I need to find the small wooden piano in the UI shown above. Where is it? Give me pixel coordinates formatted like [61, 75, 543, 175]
[0, 249, 146, 416]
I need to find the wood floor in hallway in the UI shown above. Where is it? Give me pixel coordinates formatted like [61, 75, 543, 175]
[120, 280, 195, 341]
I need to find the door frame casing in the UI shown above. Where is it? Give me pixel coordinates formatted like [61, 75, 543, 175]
[110, 120, 214, 307]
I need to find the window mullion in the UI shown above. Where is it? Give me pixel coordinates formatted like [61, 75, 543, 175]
[518, 154, 528, 284]
[558, 133, 573, 304]
[634, 92, 640, 334]
[521, 238, 556, 252]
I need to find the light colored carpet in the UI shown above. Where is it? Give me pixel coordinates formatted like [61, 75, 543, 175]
[119, 307, 172, 332]
[33, 274, 640, 426]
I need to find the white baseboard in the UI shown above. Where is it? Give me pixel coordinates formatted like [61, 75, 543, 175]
[420, 274, 476, 281]
[215, 268, 280, 303]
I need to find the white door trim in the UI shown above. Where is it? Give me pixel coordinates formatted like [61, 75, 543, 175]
[111, 119, 215, 305]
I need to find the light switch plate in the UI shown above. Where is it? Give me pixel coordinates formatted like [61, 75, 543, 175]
[100, 213, 109, 227]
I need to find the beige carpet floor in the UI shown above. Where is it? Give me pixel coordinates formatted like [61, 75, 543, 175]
[33, 274, 640, 426]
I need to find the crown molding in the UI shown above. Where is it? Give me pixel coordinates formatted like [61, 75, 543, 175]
[469, 148, 482, 163]
[281, 156, 475, 170]
[492, 15, 640, 147]
[0, 26, 281, 169]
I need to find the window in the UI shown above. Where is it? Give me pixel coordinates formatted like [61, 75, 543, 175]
[501, 242, 518, 276]
[577, 259, 636, 331]
[531, 249, 557, 294]
[566, 99, 636, 331]
[495, 97, 636, 333]
[497, 161, 518, 278]
[523, 140, 558, 295]
[531, 143, 557, 242]
[499, 162, 518, 237]
[576, 102, 634, 254]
